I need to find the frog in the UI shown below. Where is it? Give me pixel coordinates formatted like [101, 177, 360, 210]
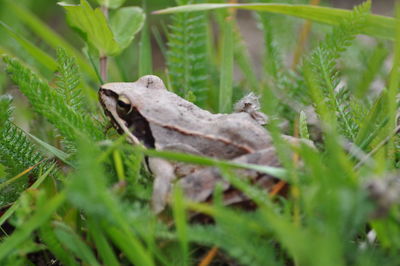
[99, 75, 290, 213]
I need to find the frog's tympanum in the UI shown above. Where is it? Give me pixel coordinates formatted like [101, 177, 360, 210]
[99, 75, 293, 213]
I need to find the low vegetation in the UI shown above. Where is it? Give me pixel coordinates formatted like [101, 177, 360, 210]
[0, 0, 399, 265]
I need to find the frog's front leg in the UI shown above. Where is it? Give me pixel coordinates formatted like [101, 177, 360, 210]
[149, 157, 176, 214]
[150, 144, 205, 213]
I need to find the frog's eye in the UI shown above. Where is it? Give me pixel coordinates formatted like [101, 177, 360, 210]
[117, 95, 132, 114]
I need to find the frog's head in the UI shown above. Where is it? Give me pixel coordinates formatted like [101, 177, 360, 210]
[99, 75, 165, 147]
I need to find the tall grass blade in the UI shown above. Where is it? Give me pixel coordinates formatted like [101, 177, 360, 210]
[139, 7, 153, 76]
[0, 21, 57, 71]
[172, 186, 189, 266]
[219, 15, 234, 113]
[4, 0, 97, 80]
[154, 3, 395, 40]
[53, 222, 100, 266]
[0, 192, 66, 261]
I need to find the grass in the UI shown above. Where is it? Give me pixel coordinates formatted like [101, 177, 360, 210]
[0, 0, 399, 265]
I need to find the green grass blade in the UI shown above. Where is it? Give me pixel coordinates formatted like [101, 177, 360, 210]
[388, 5, 400, 128]
[140, 147, 287, 179]
[39, 222, 79, 266]
[26, 132, 74, 167]
[354, 44, 388, 98]
[299, 111, 310, 140]
[154, 3, 395, 40]
[219, 15, 234, 113]
[385, 3, 400, 165]
[53, 222, 100, 266]
[4, 0, 97, 80]
[0, 192, 66, 261]
[0, 21, 57, 71]
[106, 226, 155, 266]
[87, 218, 119, 266]
[139, 5, 153, 76]
[172, 186, 189, 266]
[112, 150, 125, 181]
[0, 165, 56, 227]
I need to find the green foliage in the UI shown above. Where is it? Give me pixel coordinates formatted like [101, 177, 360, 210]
[0, 21, 58, 71]
[0, 0, 400, 265]
[154, 2, 396, 41]
[166, 0, 208, 106]
[55, 48, 83, 111]
[39, 222, 79, 266]
[218, 13, 234, 113]
[60, 0, 145, 56]
[0, 95, 52, 206]
[59, 0, 119, 56]
[305, 1, 371, 141]
[109, 7, 146, 51]
[3, 55, 103, 151]
[96, 0, 126, 9]
[3, 0, 97, 80]
[299, 110, 310, 140]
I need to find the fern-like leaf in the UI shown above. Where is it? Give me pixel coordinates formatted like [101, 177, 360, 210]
[166, 0, 208, 106]
[0, 95, 52, 206]
[55, 48, 83, 111]
[305, 1, 371, 140]
[3, 56, 103, 151]
[0, 95, 43, 175]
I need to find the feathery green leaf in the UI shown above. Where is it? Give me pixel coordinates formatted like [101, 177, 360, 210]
[55, 48, 84, 111]
[0, 95, 53, 206]
[166, 0, 208, 106]
[3, 56, 103, 151]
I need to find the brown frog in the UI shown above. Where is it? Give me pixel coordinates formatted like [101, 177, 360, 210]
[99, 75, 289, 213]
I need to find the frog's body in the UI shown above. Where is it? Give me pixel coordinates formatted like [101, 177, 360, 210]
[99, 75, 281, 213]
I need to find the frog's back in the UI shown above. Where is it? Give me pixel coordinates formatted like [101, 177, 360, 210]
[133, 87, 272, 158]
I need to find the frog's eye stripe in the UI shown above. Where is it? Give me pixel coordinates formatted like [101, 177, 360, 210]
[117, 95, 133, 114]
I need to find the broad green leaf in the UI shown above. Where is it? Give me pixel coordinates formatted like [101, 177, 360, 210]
[0, 21, 57, 71]
[109, 7, 145, 50]
[153, 3, 396, 40]
[97, 0, 126, 9]
[59, 0, 119, 56]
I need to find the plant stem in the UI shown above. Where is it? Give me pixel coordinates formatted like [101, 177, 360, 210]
[100, 55, 108, 82]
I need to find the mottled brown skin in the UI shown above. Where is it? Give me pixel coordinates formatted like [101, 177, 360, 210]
[99, 75, 282, 213]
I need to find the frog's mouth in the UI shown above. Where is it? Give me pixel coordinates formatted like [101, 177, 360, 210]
[99, 88, 155, 148]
